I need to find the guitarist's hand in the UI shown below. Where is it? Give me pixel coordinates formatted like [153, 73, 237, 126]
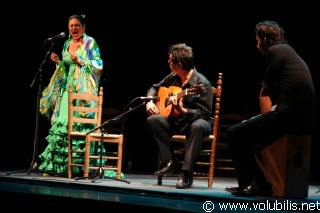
[146, 101, 159, 115]
[172, 96, 187, 115]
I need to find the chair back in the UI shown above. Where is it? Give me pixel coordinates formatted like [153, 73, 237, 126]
[67, 85, 103, 178]
[68, 86, 103, 134]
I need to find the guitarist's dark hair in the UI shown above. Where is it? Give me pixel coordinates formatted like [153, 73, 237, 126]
[255, 20, 287, 46]
[168, 43, 194, 71]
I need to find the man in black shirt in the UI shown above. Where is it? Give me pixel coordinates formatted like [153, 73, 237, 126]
[146, 43, 213, 189]
[225, 20, 316, 197]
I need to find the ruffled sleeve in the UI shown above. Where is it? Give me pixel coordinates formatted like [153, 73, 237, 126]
[39, 61, 67, 123]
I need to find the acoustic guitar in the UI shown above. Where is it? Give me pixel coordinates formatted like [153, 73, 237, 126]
[157, 85, 204, 118]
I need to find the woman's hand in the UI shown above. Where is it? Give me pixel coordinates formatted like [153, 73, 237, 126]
[69, 52, 78, 63]
[70, 52, 84, 66]
[50, 52, 60, 65]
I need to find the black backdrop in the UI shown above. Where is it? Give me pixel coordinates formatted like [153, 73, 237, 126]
[4, 2, 319, 182]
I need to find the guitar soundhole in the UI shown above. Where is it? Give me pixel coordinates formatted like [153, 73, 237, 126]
[165, 92, 173, 107]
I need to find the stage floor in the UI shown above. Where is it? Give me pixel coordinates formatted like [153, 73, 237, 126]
[0, 170, 319, 212]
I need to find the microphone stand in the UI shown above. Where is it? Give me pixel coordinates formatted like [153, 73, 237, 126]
[6, 41, 60, 176]
[75, 101, 148, 183]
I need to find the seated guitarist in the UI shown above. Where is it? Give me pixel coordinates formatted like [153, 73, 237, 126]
[146, 43, 213, 189]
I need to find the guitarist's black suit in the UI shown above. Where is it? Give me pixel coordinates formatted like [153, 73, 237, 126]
[146, 68, 213, 187]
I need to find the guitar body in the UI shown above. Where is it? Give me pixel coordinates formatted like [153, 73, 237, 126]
[157, 85, 204, 118]
[158, 86, 182, 118]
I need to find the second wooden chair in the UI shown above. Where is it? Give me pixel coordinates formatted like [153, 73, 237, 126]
[67, 85, 123, 180]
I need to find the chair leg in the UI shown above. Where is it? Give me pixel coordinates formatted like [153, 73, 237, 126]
[208, 177, 213, 189]
[157, 175, 163, 185]
[189, 173, 193, 187]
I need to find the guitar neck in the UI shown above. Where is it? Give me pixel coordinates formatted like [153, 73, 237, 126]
[176, 89, 188, 99]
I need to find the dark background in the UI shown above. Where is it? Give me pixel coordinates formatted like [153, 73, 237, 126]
[3, 2, 319, 182]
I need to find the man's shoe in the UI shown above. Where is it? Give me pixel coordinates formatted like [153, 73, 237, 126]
[175, 171, 192, 189]
[154, 160, 178, 176]
[225, 186, 243, 193]
[231, 181, 272, 197]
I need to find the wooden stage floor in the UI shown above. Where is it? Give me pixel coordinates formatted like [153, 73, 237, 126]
[0, 170, 319, 212]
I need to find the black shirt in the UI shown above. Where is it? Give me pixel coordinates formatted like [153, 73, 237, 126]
[262, 44, 316, 132]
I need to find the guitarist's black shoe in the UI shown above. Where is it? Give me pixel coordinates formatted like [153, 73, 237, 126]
[154, 160, 179, 176]
[231, 181, 272, 197]
[176, 170, 193, 189]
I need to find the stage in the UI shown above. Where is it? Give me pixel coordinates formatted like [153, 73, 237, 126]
[0, 170, 319, 212]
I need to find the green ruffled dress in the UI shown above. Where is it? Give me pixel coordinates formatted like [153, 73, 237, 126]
[38, 44, 124, 179]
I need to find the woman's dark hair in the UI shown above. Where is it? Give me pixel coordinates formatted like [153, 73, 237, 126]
[255, 20, 287, 46]
[69, 14, 86, 26]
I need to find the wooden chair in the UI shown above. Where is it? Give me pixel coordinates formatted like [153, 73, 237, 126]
[101, 105, 128, 172]
[67, 85, 123, 179]
[215, 112, 247, 176]
[157, 72, 223, 188]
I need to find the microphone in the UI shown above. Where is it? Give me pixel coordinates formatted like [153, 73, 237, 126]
[140, 96, 159, 101]
[47, 32, 66, 41]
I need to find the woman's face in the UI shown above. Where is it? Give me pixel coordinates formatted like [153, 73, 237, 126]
[68, 18, 85, 40]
